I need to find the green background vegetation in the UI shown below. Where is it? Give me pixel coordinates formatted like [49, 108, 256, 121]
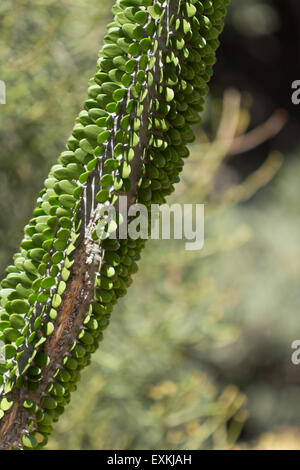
[1, 0, 300, 449]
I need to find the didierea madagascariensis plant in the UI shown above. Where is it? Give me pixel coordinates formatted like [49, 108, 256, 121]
[0, 0, 229, 449]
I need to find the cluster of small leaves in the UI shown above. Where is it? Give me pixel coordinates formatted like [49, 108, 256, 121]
[0, 0, 228, 450]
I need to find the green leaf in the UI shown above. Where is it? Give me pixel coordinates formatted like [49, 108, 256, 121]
[104, 158, 119, 171]
[22, 434, 38, 450]
[43, 322, 54, 337]
[29, 248, 45, 262]
[11, 299, 30, 314]
[96, 189, 110, 203]
[121, 73, 132, 87]
[121, 162, 131, 179]
[106, 102, 118, 113]
[41, 396, 57, 410]
[79, 138, 94, 154]
[61, 267, 70, 282]
[102, 43, 123, 57]
[165, 87, 174, 102]
[134, 10, 148, 25]
[147, 4, 162, 19]
[35, 351, 50, 368]
[113, 88, 126, 102]
[140, 37, 153, 51]
[56, 179, 77, 195]
[52, 294, 62, 309]
[79, 171, 91, 184]
[125, 59, 136, 73]
[128, 42, 140, 57]
[0, 321, 10, 331]
[57, 228, 71, 240]
[9, 314, 26, 330]
[27, 365, 42, 376]
[52, 251, 64, 265]
[97, 130, 110, 144]
[41, 277, 56, 290]
[4, 344, 17, 359]
[0, 397, 13, 411]
[100, 174, 114, 187]
[58, 281, 66, 296]
[122, 23, 136, 39]
[59, 194, 76, 209]
[53, 238, 68, 251]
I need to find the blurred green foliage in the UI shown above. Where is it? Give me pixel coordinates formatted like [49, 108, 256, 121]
[206, 157, 300, 441]
[1, 0, 299, 451]
[229, 0, 279, 37]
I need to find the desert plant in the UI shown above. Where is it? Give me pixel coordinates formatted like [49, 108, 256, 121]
[0, 0, 229, 450]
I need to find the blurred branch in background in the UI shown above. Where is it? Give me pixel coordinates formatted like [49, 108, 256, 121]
[176, 88, 285, 215]
[229, 109, 288, 156]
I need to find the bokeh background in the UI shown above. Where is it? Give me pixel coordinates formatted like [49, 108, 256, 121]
[1, 0, 300, 450]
